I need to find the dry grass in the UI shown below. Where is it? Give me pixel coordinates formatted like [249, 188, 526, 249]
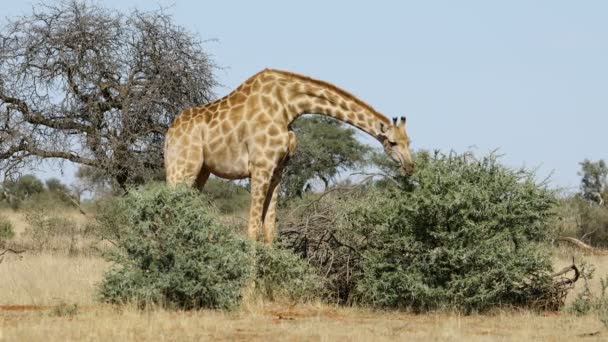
[0, 253, 106, 306]
[0, 301, 605, 341]
[0, 208, 105, 256]
[1, 211, 608, 341]
[0, 210, 28, 237]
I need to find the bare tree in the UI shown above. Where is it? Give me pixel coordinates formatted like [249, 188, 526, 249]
[0, 1, 217, 188]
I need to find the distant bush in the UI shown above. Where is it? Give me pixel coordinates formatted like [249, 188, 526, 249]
[553, 158, 608, 247]
[23, 210, 81, 254]
[3, 175, 44, 199]
[574, 199, 608, 248]
[1, 175, 77, 211]
[553, 195, 608, 248]
[1, 175, 45, 210]
[0, 215, 15, 243]
[98, 183, 318, 310]
[281, 150, 559, 312]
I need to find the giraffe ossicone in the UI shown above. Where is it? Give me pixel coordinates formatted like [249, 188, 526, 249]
[165, 68, 414, 244]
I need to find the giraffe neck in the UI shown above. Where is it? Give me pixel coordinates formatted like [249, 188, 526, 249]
[268, 69, 391, 140]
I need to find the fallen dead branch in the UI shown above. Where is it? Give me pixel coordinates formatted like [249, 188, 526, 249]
[0, 247, 26, 264]
[0, 248, 26, 257]
[278, 186, 370, 303]
[556, 236, 608, 255]
[532, 262, 580, 311]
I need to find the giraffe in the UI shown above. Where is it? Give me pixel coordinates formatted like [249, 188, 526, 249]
[164, 68, 414, 244]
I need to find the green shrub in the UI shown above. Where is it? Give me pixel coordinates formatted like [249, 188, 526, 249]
[0, 215, 15, 242]
[87, 195, 131, 243]
[552, 194, 608, 248]
[280, 151, 558, 312]
[23, 210, 81, 253]
[98, 183, 319, 310]
[2, 175, 44, 199]
[253, 243, 322, 302]
[568, 263, 608, 328]
[569, 263, 596, 315]
[98, 184, 252, 310]
[574, 199, 608, 247]
[353, 151, 557, 312]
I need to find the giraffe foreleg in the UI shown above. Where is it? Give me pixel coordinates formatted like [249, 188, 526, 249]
[261, 152, 292, 245]
[262, 179, 281, 245]
[248, 168, 272, 241]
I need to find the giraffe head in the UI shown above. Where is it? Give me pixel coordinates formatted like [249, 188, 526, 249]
[378, 116, 415, 176]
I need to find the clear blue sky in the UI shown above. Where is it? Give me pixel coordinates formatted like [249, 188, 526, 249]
[2, 1, 607, 191]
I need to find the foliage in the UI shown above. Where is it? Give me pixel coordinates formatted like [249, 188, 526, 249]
[1, 175, 77, 210]
[578, 159, 608, 205]
[553, 159, 608, 247]
[98, 184, 251, 309]
[281, 150, 558, 312]
[0, 215, 14, 242]
[1, 175, 44, 207]
[572, 197, 608, 247]
[568, 263, 596, 315]
[281, 116, 371, 199]
[568, 263, 608, 328]
[354, 151, 557, 312]
[23, 209, 81, 254]
[0, 0, 217, 188]
[87, 196, 131, 244]
[98, 183, 320, 309]
[253, 243, 322, 302]
[45, 178, 74, 202]
[45, 178, 69, 194]
[552, 196, 583, 239]
[553, 194, 608, 248]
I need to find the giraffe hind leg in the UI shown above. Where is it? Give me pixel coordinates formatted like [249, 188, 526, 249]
[193, 167, 211, 191]
[165, 145, 204, 188]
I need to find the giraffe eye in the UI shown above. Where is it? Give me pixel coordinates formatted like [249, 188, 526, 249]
[389, 141, 398, 147]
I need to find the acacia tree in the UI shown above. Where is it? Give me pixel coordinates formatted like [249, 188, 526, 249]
[0, 1, 217, 188]
[579, 159, 608, 205]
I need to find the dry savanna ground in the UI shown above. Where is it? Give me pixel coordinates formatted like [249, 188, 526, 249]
[1, 209, 607, 341]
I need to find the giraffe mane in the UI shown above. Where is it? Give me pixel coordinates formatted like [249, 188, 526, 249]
[261, 68, 391, 125]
